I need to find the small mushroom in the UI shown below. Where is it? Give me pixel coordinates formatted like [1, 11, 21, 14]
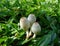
[31, 22, 41, 38]
[20, 17, 30, 39]
[27, 14, 36, 27]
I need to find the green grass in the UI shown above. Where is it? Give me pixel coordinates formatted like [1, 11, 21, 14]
[0, 0, 60, 46]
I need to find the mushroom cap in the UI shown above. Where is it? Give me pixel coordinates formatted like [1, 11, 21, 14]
[20, 17, 30, 31]
[27, 14, 36, 26]
[31, 22, 41, 35]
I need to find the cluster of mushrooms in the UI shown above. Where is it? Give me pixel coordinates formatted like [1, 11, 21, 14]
[19, 14, 41, 39]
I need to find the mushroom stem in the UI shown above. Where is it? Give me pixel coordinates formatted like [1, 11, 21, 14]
[26, 30, 29, 39]
[29, 31, 32, 37]
[32, 34, 36, 38]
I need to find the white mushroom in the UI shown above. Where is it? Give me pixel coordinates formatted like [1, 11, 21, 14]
[31, 22, 41, 38]
[27, 14, 36, 27]
[20, 17, 30, 39]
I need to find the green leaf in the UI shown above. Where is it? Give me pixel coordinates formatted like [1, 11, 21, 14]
[37, 31, 56, 46]
[0, 36, 8, 44]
